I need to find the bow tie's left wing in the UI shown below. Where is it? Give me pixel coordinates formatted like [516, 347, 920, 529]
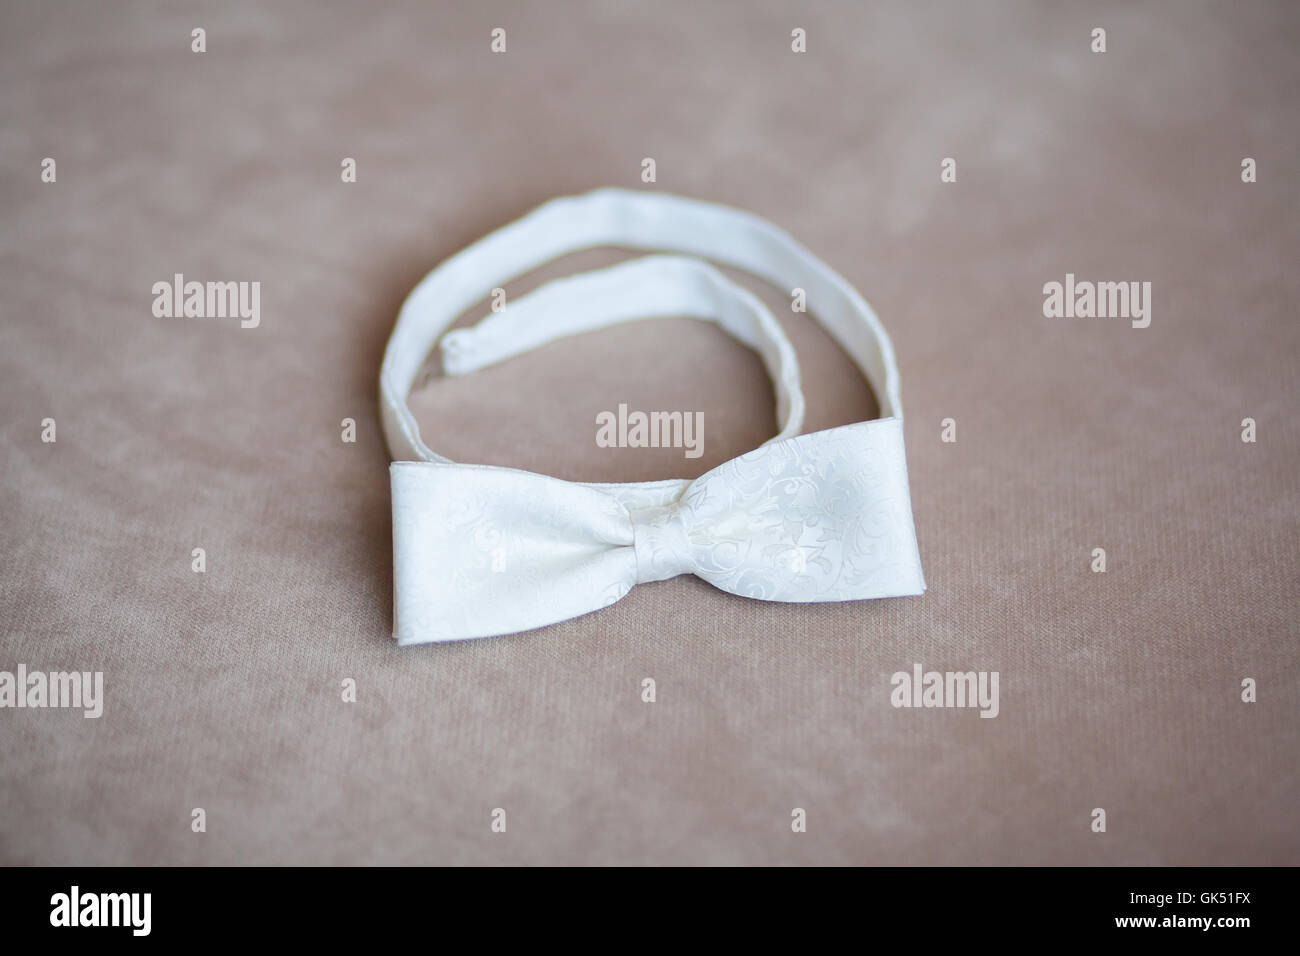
[390, 463, 638, 644]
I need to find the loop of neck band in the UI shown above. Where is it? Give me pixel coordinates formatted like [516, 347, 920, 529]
[439, 253, 805, 444]
[380, 188, 902, 471]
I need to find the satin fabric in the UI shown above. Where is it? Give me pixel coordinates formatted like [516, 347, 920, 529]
[382, 189, 925, 644]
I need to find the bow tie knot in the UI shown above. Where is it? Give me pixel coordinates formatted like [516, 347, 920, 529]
[629, 504, 696, 584]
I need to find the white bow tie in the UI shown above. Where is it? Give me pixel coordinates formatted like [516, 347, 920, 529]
[381, 189, 925, 644]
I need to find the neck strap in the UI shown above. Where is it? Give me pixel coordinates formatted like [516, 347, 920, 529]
[380, 188, 902, 466]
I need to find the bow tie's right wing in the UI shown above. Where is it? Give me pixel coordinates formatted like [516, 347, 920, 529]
[680, 418, 926, 604]
[390, 462, 638, 644]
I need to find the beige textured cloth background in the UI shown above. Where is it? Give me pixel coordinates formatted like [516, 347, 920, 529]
[1, 0, 1297, 865]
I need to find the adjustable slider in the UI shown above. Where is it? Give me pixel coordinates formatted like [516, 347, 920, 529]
[440, 319, 525, 376]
